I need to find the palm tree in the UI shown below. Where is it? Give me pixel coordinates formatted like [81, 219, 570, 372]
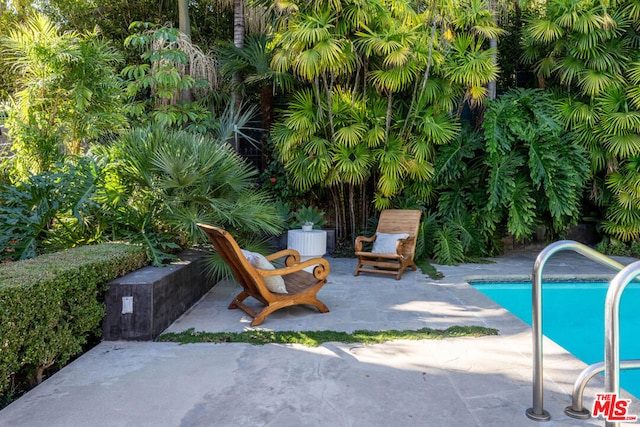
[1, 14, 127, 174]
[217, 33, 294, 165]
[268, 0, 501, 239]
[522, 0, 640, 242]
[102, 126, 284, 264]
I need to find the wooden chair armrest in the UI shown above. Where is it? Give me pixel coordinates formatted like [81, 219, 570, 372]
[395, 236, 415, 255]
[354, 235, 376, 252]
[265, 249, 304, 267]
[257, 257, 330, 280]
[265, 249, 300, 262]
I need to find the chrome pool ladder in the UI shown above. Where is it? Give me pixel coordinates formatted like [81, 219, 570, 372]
[526, 240, 640, 426]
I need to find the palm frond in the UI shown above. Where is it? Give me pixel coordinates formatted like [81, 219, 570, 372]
[603, 133, 640, 158]
[524, 18, 564, 43]
[332, 144, 373, 184]
[405, 157, 434, 181]
[369, 61, 422, 92]
[333, 122, 368, 147]
[578, 69, 622, 96]
[416, 109, 461, 145]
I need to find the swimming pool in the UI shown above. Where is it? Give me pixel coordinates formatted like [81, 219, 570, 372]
[471, 281, 640, 399]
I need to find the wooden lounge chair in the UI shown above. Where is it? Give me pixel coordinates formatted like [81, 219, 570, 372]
[353, 209, 422, 280]
[198, 224, 330, 326]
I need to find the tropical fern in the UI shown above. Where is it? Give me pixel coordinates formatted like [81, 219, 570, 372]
[482, 88, 589, 240]
[433, 226, 465, 265]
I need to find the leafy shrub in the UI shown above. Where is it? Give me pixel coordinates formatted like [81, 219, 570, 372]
[1, 126, 285, 266]
[1, 14, 126, 176]
[0, 159, 103, 261]
[410, 128, 495, 265]
[259, 137, 308, 207]
[122, 23, 217, 133]
[0, 243, 147, 401]
[482, 88, 590, 240]
[100, 127, 284, 265]
[416, 89, 590, 265]
[596, 238, 640, 258]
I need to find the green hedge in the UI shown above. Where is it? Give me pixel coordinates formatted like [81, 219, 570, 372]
[0, 243, 148, 398]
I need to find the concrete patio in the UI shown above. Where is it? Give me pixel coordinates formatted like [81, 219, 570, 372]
[0, 250, 639, 426]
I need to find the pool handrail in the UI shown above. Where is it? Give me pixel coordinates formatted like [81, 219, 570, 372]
[603, 260, 640, 427]
[565, 359, 640, 419]
[526, 240, 626, 422]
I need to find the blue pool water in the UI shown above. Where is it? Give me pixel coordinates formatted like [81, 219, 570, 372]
[471, 281, 640, 399]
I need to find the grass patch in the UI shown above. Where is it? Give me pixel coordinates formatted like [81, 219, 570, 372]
[416, 259, 445, 279]
[416, 257, 494, 280]
[158, 325, 498, 346]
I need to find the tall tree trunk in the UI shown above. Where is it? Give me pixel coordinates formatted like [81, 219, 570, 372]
[178, 0, 191, 39]
[260, 83, 273, 169]
[487, 0, 498, 100]
[331, 187, 343, 239]
[233, 0, 245, 49]
[178, 0, 192, 102]
[339, 184, 348, 239]
[349, 183, 356, 244]
[385, 90, 393, 142]
[487, 37, 497, 100]
[230, 0, 245, 151]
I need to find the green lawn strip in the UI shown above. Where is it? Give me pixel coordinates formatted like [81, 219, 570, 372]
[157, 326, 498, 346]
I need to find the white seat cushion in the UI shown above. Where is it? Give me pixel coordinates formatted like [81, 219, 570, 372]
[241, 250, 287, 293]
[371, 233, 410, 254]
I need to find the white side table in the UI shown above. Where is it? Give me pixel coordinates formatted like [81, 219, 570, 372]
[287, 229, 327, 270]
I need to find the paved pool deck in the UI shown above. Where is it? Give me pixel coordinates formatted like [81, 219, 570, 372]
[1, 249, 639, 426]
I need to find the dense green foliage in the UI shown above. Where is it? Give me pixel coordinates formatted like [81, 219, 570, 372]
[98, 127, 283, 264]
[482, 89, 590, 240]
[269, 0, 500, 240]
[1, 14, 126, 175]
[39, 0, 233, 52]
[0, 243, 147, 400]
[122, 23, 218, 132]
[417, 88, 589, 264]
[1, 0, 639, 265]
[0, 159, 104, 261]
[0, 127, 284, 265]
[522, 0, 640, 242]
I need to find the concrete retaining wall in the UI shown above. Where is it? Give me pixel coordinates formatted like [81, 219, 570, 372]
[102, 249, 214, 341]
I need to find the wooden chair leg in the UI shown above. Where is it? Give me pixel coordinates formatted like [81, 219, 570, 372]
[250, 298, 330, 327]
[309, 299, 330, 313]
[250, 307, 273, 326]
[354, 262, 362, 276]
[228, 291, 249, 309]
